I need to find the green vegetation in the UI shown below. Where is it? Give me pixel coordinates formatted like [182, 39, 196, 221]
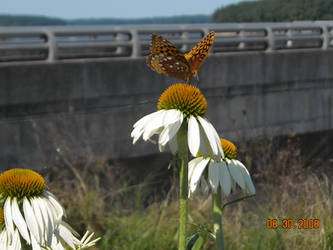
[68, 15, 211, 25]
[44, 132, 333, 249]
[213, 0, 333, 22]
[0, 14, 66, 26]
[0, 14, 211, 26]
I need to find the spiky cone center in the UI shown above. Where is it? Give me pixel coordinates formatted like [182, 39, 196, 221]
[158, 83, 207, 117]
[0, 168, 46, 201]
[221, 138, 237, 159]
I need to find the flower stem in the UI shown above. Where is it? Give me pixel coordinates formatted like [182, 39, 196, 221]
[177, 122, 188, 250]
[213, 187, 225, 250]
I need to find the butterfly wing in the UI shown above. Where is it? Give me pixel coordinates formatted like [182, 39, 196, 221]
[184, 31, 215, 76]
[147, 33, 192, 82]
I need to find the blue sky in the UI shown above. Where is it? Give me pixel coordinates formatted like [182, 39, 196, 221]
[1, 0, 242, 19]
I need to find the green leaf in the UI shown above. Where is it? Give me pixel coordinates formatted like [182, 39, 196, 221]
[186, 232, 203, 250]
[187, 222, 215, 239]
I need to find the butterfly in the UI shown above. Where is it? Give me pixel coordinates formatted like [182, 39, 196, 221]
[147, 31, 215, 83]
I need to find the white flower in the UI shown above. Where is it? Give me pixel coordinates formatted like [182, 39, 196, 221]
[0, 168, 100, 250]
[0, 227, 21, 250]
[3, 191, 84, 250]
[131, 109, 224, 159]
[188, 157, 255, 197]
[131, 83, 224, 159]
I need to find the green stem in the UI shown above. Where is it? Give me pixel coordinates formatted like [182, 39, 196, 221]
[177, 122, 188, 250]
[213, 187, 225, 250]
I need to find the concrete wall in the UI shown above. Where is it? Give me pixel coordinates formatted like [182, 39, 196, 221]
[0, 49, 332, 169]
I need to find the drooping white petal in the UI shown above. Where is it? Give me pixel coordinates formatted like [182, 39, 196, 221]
[132, 110, 164, 129]
[219, 161, 231, 196]
[205, 120, 224, 159]
[11, 197, 31, 244]
[187, 115, 200, 157]
[30, 233, 41, 250]
[23, 197, 40, 244]
[228, 159, 246, 190]
[50, 233, 62, 250]
[0, 229, 8, 249]
[158, 110, 183, 146]
[168, 135, 178, 155]
[44, 191, 66, 220]
[44, 198, 61, 228]
[131, 112, 157, 144]
[188, 157, 202, 182]
[208, 161, 219, 192]
[197, 117, 218, 155]
[200, 176, 210, 195]
[162, 109, 183, 126]
[35, 197, 54, 245]
[197, 124, 213, 158]
[58, 224, 77, 249]
[235, 160, 256, 195]
[4, 198, 15, 239]
[188, 157, 209, 195]
[131, 110, 166, 144]
[159, 121, 182, 146]
[12, 229, 22, 250]
[158, 142, 166, 152]
[142, 110, 167, 141]
[30, 197, 46, 244]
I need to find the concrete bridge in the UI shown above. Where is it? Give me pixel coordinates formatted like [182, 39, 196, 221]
[0, 23, 332, 170]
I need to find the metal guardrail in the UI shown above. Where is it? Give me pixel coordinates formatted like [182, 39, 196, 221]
[1, 22, 333, 62]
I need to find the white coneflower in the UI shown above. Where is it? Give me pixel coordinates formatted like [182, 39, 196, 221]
[188, 139, 256, 197]
[131, 83, 224, 159]
[0, 206, 22, 250]
[0, 168, 100, 250]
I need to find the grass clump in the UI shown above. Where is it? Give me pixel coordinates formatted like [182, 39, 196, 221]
[42, 131, 333, 250]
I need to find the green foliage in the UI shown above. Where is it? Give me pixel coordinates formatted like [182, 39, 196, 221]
[68, 15, 212, 25]
[44, 132, 333, 250]
[186, 232, 204, 250]
[213, 0, 333, 22]
[0, 14, 66, 26]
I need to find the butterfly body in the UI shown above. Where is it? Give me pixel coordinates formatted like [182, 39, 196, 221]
[147, 32, 215, 83]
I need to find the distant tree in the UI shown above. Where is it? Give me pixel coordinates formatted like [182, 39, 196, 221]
[0, 15, 66, 26]
[0, 14, 212, 26]
[213, 0, 333, 22]
[68, 15, 212, 25]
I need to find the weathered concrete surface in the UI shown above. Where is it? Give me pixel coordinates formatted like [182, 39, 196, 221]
[0, 49, 332, 170]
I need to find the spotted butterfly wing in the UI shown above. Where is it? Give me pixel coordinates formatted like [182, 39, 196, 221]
[147, 34, 192, 82]
[147, 32, 215, 82]
[184, 31, 215, 78]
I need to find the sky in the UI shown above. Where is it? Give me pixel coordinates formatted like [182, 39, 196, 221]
[1, 0, 242, 19]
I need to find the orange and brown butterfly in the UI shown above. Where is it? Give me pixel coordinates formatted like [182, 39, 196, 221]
[147, 31, 215, 83]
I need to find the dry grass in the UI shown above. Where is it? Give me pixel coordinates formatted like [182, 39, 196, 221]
[41, 131, 333, 250]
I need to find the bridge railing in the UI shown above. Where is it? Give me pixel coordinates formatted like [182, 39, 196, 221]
[1, 22, 333, 63]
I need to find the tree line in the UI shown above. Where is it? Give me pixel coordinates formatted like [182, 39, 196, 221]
[2, 0, 333, 26]
[0, 14, 211, 26]
[213, 0, 333, 22]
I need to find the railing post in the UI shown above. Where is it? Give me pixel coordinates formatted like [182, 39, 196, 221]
[115, 32, 127, 56]
[266, 27, 275, 52]
[180, 31, 190, 52]
[131, 30, 140, 58]
[238, 24, 245, 50]
[44, 29, 57, 62]
[321, 23, 329, 49]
